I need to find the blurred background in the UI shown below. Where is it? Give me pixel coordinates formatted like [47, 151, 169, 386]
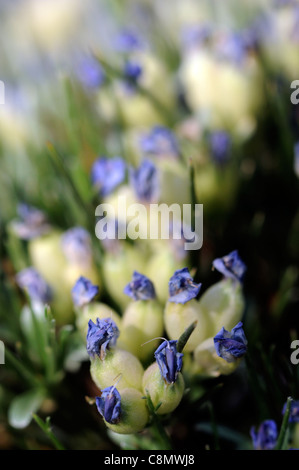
[0, 0, 299, 451]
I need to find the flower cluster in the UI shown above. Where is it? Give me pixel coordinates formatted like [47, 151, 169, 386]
[71, 254, 248, 434]
[2, 0, 298, 452]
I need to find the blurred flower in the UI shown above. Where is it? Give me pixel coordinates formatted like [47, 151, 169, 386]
[96, 387, 149, 434]
[209, 130, 232, 165]
[71, 276, 99, 308]
[214, 322, 247, 363]
[61, 226, 92, 266]
[11, 203, 51, 240]
[129, 159, 160, 203]
[95, 386, 121, 425]
[250, 420, 278, 450]
[215, 31, 249, 66]
[91, 156, 126, 197]
[122, 60, 143, 93]
[75, 55, 105, 89]
[123, 271, 156, 300]
[113, 29, 144, 52]
[168, 267, 202, 304]
[16, 267, 52, 304]
[180, 23, 212, 51]
[139, 125, 179, 159]
[86, 317, 120, 360]
[212, 250, 247, 283]
[198, 278, 245, 338]
[282, 399, 299, 423]
[154, 340, 183, 384]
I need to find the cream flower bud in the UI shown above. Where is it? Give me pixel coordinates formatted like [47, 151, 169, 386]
[97, 387, 149, 435]
[90, 349, 144, 392]
[142, 362, 185, 415]
[193, 337, 241, 378]
[198, 278, 245, 338]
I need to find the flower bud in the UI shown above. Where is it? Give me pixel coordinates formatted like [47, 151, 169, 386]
[111, 52, 176, 128]
[76, 301, 121, 342]
[90, 349, 144, 392]
[142, 340, 185, 415]
[250, 420, 278, 450]
[212, 250, 247, 284]
[96, 386, 149, 434]
[71, 276, 99, 309]
[214, 322, 248, 363]
[194, 322, 247, 377]
[179, 45, 263, 137]
[198, 251, 246, 336]
[193, 337, 241, 378]
[87, 317, 120, 360]
[145, 249, 187, 304]
[164, 268, 210, 352]
[28, 230, 74, 325]
[91, 156, 126, 198]
[119, 272, 164, 361]
[198, 278, 245, 338]
[87, 317, 144, 391]
[102, 244, 148, 309]
[61, 226, 102, 295]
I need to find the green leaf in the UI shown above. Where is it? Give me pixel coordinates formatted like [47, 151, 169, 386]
[8, 388, 46, 429]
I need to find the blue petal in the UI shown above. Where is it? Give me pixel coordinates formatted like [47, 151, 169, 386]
[212, 250, 247, 283]
[140, 126, 179, 158]
[168, 268, 202, 304]
[113, 29, 144, 52]
[250, 420, 278, 450]
[129, 159, 160, 203]
[86, 317, 119, 359]
[16, 267, 52, 304]
[91, 156, 126, 198]
[209, 130, 231, 165]
[124, 271, 156, 300]
[154, 340, 183, 384]
[96, 386, 122, 424]
[214, 322, 247, 363]
[76, 55, 105, 89]
[61, 226, 92, 265]
[11, 203, 50, 240]
[72, 276, 99, 308]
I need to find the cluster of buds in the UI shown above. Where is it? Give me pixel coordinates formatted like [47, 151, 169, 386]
[11, 204, 248, 435]
[165, 251, 248, 378]
[76, 250, 248, 435]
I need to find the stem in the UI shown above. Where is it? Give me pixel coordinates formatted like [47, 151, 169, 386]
[146, 392, 172, 450]
[32, 414, 66, 450]
[275, 397, 293, 450]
